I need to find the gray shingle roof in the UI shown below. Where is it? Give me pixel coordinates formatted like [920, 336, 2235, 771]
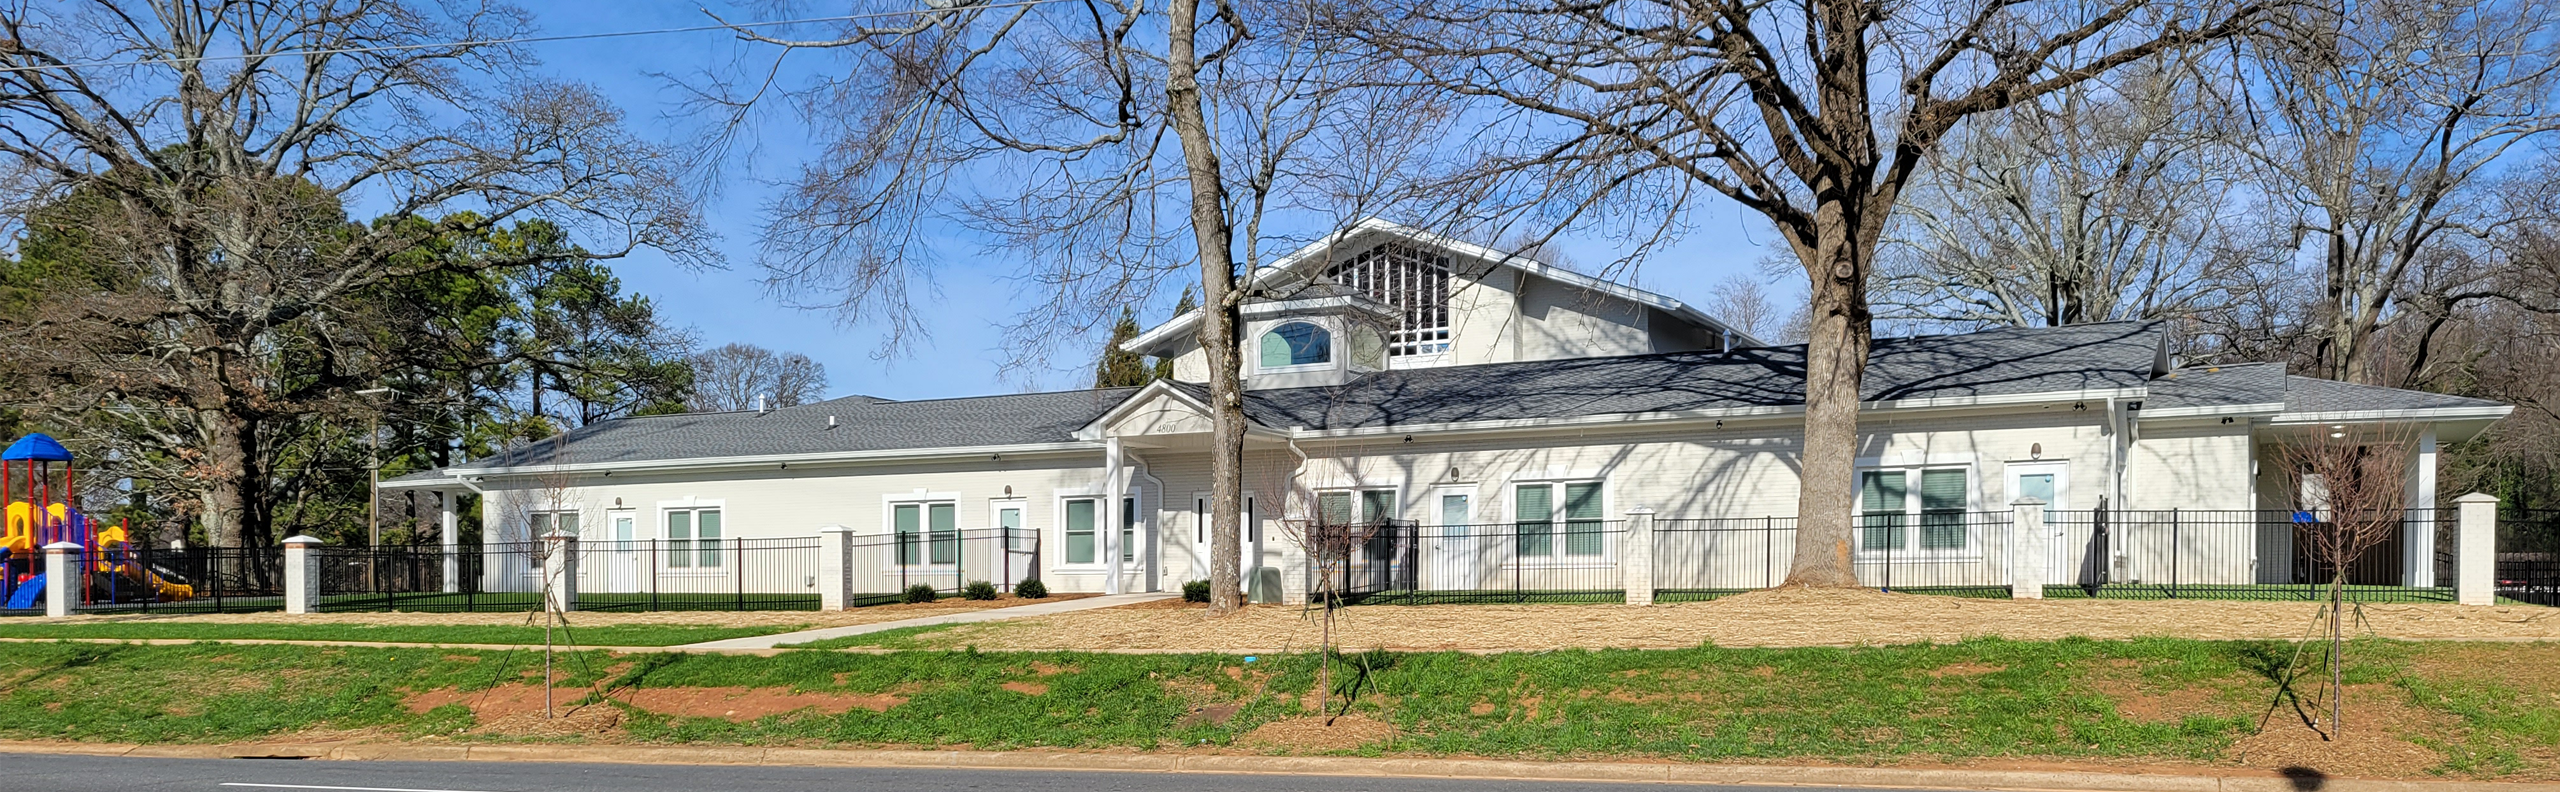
[446, 389, 1137, 471]
[2280, 376, 2505, 413]
[1202, 321, 2166, 430]
[2142, 362, 2287, 410]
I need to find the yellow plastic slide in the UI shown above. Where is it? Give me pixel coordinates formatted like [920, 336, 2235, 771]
[0, 501, 60, 556]
[91, 521, 194, 602]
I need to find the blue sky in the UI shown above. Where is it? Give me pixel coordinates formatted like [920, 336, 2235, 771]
[536, 0, 1790, 400]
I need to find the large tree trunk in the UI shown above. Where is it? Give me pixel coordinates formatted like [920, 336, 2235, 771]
[1166, 0, 1248, 614]
[1783, 194, 1877, 588]
[198, 407, 247, 548]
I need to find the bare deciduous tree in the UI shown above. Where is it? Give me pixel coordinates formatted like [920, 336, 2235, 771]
[2243, 0, 2560, 384]
[688, 343, 829, 412]
[1877, 58, 2277, 338]
[699, 0, 1453, 614]
[2271, 425, 2413, 739]
[1348, 0, 2283, 587]
[0, 0, 708, 547]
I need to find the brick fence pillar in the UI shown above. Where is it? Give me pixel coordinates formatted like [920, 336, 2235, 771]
[41, 541, 80, 618]
[542, 531, 579, 613]
[2455, 492, 2499, 606]
[1622, 507, 1655, 606]
[282, 535, 325, 614]
[2009, 498, 2048, 600]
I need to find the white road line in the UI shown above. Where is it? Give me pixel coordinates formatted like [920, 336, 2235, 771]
[219, 783, 500, 792]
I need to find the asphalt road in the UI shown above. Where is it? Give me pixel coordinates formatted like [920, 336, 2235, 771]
[9, 754, 1976, 792]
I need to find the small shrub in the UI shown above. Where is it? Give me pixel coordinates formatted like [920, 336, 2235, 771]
[1013, 578, 1048, 599]
[962, 580, 999, 601]
[903, 583, 939, 604]
[1182, 579, 1212, 603]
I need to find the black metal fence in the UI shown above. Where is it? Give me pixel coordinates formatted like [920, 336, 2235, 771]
[60, 544, 286, 615]
[839, 529, 1034, 606]
[2042, 508, 2453, 602]
[1335, 521, 1629, 604]
[1652, 512, 2015, 601]
[2502, 510, 2560, 607]
[568, 537, 822, 611]
[314, 543, 547, 613]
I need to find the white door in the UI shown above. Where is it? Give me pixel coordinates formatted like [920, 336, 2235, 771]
[992, 501, 1030, 586]
[598, 511, 640, 594]
[2008, 463, 2068, 586]
[1433, 486, 1476, 590]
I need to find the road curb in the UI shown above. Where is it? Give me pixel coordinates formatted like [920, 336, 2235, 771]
[0, 740, 2549, 791]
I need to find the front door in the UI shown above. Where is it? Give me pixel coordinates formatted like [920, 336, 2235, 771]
[1432, 486, 1477, 590]
[2008, 463, 2069, 587]
[597, 510, 640, 593]
[991, 500, 1030, 587]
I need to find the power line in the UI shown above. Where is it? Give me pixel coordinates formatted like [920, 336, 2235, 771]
[0, 0, 1072, 75]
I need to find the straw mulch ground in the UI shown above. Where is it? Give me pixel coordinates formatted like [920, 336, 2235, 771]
[51, 594, 1093, 630]
[893, 588, 2560, 652]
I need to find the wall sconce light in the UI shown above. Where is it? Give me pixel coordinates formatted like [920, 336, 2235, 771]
[2030, 442, 2042, 460]
[1446, 466, 1461, 482]
[1004, 485, 1014, 496]
[614, 497, 623, 507]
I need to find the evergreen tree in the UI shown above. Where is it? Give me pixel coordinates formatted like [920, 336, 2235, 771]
[1094, 307, 1153, 388]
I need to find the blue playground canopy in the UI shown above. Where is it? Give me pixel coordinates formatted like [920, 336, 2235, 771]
[2, 434, 72, 462]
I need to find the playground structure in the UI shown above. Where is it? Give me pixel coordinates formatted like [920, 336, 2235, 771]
[0, 433, 193, 609]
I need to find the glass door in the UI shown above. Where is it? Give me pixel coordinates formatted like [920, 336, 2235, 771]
[1433, 486, 1476, 589]
[2009, 463, 2068, 587]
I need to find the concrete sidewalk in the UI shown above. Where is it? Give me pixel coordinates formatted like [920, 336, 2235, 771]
[678, 592, 1176, 649]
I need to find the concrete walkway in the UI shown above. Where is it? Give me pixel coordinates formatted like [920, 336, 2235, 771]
[677, 592, 1176, 649]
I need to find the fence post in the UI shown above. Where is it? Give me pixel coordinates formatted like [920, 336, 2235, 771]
[817, 525, 856, 610]
[281, 535, 324, 615]
[41, 541, 80, 618]
[542, 531, 578, 613]
[2455, 492, 2498, 606]
[2008, 499, 2046, 600]
[1622, 507, 1655, 606]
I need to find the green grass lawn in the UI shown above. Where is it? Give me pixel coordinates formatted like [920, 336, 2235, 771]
[0, 637, 2548, 780]
[0, 621, 800, 647]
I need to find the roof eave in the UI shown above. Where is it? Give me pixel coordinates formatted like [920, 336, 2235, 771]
[456, 441, 1105, 479]
[1290, 386, 2144, 440]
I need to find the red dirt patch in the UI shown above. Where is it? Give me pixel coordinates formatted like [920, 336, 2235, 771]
[618, 686, 903, 721]
[404, 684, 592, 718]
[1927, 662, 2005, 678]
[1001, 681, 1049, 695]
[1238, 714, 1398, 751]
[2230, 685, 2449, 778]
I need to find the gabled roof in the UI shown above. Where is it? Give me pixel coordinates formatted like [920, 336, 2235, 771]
[1166, 321, 2165, 432]
[436, 389, 1137, 474]
[1122, 218, 1756, 355]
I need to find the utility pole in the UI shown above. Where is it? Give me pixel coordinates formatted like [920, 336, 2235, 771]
[357, 387, 393, 548]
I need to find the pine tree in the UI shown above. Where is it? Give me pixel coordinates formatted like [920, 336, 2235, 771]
[1095, 307, 1153, 388]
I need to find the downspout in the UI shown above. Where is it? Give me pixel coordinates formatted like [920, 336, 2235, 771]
[2104, 397, 2128, 511]
[1127, 449, 1168, 593]
[1282, 432, 1311, 587]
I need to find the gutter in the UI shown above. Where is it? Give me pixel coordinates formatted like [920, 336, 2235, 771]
[451, 441, 1102, 479]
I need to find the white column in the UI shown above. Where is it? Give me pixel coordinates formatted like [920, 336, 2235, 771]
[2455, 492, 2498, 606]
[542, 531, 578, 612]
[1621, 507, 1655, 606]
[1103, 437, 1125, 595]
[2009, 498, 2048, 599]
[438, 490, 460, 594]
[281, 535, 324, 615]
[817, 524, 856, 611]
[41, 542, 80, 618]
[2405, 426, 2440, 588]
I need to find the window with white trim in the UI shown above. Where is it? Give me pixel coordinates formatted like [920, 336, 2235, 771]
[1857, 467, 1971, 553]
[1325, 243, 1451, 357]
[892, 501, 958, 566]
[526, 510, 580, 538]
[664, 507, 723, 568]
[1316, 488, 1397, 525]
[1512, 481, 1604, 559]
[1062, 496, 1139, 565]
[1258, 322, 1331, 369]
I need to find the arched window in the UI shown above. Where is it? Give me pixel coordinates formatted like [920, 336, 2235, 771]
[1258, 322, 1331, 368]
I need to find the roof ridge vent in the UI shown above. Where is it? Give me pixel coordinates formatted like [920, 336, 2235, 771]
[827, 415, 838, 430]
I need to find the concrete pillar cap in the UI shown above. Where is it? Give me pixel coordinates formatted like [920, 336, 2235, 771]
[40, 541, 82, 551]
[280, 535, 326, 547]
[2453, 492, 2502, 504]
[2009, 496, 2048, 507]
[541, 531, 579, 541]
